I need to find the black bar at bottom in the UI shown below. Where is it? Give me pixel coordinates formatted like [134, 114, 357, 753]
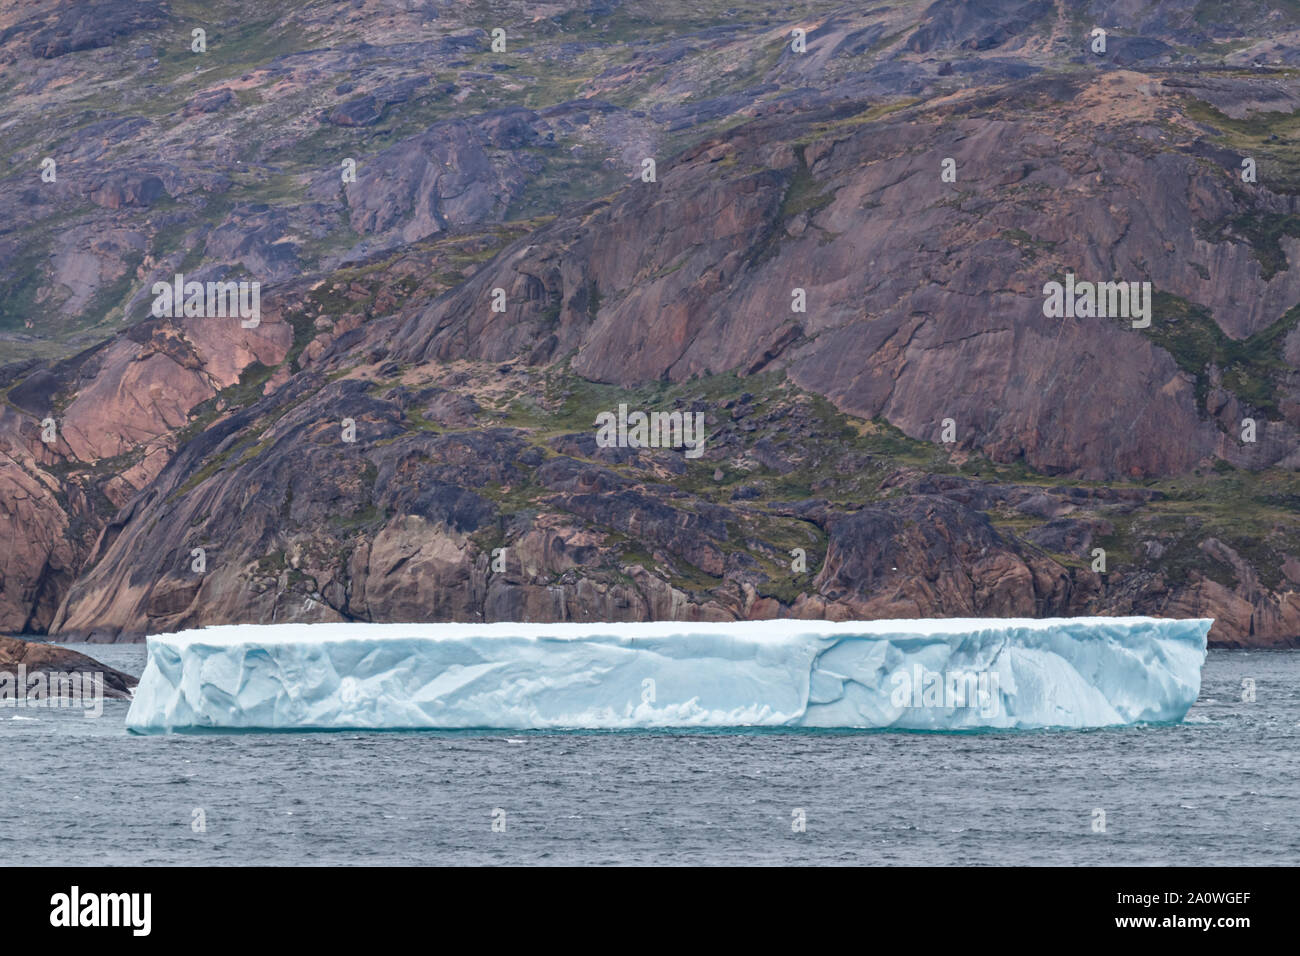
[5, 865, 1283, 942]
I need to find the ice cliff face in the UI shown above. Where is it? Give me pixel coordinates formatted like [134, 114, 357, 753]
[125, 617, 1210, 733]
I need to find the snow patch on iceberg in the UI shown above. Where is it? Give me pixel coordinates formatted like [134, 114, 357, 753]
[124, 617, 1210, 733]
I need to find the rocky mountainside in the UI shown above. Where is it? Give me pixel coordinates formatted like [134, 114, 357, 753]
[1, 0, 1298, 646]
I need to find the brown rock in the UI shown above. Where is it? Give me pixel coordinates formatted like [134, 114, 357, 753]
[0, 635, 136, 699]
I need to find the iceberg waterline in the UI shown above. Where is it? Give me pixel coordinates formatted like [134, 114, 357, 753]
[124, 618, 1211, 733]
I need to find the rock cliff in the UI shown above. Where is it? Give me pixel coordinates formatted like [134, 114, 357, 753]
[0, 1, 1296, 646]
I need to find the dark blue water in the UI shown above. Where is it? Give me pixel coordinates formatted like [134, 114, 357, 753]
[2, 646, 1296, 865]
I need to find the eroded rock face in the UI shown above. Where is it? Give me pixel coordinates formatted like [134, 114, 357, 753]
[1158, 539, 1300, 648]
[35, 353, 1300, 648]
[906, 0, 1055, 55]
[0, 315, 291, 634]
[9, 0, 167, 60]
[314, 109, 548, 251]
[60, 319, 290, 461]
[389, 76, 1300, 480]
[815, 495, 1064, 618]
[0, 408, 78, 634]
[87, 173, 166, 210]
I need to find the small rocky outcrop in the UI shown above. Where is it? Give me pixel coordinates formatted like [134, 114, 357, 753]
[0, 634, 136, 698]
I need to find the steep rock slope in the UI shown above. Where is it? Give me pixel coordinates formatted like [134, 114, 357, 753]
[387, 71, 1300, 480]
[0, 1, 1295, 645]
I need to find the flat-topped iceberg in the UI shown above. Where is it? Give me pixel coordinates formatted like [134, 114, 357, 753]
[125, 617, 1210, 733]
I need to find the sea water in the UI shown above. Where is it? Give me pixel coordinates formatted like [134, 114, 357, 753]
[1, 644, 1296, 865]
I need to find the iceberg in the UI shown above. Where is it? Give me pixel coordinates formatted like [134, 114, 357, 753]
[125, 617, 1210, 733]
